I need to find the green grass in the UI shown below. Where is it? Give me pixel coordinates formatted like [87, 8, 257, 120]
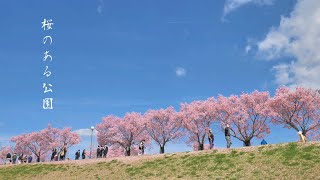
[0, 142, 320, 180]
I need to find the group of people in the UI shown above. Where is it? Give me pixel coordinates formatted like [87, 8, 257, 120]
[208, 124, 308, 149]
[50, 145, 68, 161]
[96, 145, 108, 158]
[3, 125, 309, 165]
[208, 124, 269, 148]
[5, 152, 33, 164]
[75, 149, 87, 160]
[208, 124, 233, 149]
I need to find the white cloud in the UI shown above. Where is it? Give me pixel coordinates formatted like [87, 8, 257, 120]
[74, 128, 97, 137]
[97, 0, 104, 15]
[175, 67, 187, 77]
[245, 45, 252, 54]
[223, 0, 275, 17]
[257, 0, 320, 88]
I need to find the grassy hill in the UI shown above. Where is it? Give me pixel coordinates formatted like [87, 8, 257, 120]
[1, 142, 320, 180]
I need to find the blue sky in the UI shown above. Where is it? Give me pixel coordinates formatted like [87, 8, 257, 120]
[2, 0, 317, 157]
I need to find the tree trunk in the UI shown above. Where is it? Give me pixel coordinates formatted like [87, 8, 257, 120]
[125, 147, 130, 156]
[244, 140, 251, 147]
[302, 130, 307, 136]
[198, 143, 204, 151]
[36, 156, 40, 162]
[160, 145, 165, 154]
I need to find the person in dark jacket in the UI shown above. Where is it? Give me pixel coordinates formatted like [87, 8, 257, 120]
[99, 145, 103, 158]
[97, 145, 101, 158]
[225, 124, 232, 148]
[27, 155, 33, 163]
[51, 148, 57, 161]
[208, 129, 214, 149]
[6, 153, 11, 164]
[139, 140, 145, 155]
[103, 145, 108, 158]
[82, 149, 86, 159]
[75, 150, 80, 160]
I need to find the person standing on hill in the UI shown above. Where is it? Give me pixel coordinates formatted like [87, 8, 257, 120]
[103, 145, 108, 158]
[139, 140, 145, 155]
[208, 129, 214, 149]
[97, 145, 101, 158]
[75, 150, 80, 160]
[99, 145, 103, 158]
[59, 147, 65, 161]
[63, 145, 67, 160]
[225, 124, 232, 148]
[27, 155, 32, 163]
[298, 131, 307, 143]
[6, 152, 11, 164]
[18, 153, 24, 164]
[23, 155, 27, 163]
[82, 149, 86, 159]
[12, 153, 17, 164]
[51, 148, 57, 161]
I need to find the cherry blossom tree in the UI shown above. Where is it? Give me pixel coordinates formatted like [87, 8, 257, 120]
[59, 127, 81, 149]
[217, 91, 271, 146]
[96, 115, 120, 147]
[11, 125, 81, 162]
[97, 112, 149, 156]
[13, 141, 31, 157]
[11, 132, 49, 162]
[269, 86, 320, 138]
[180, 98, 218, 151]
[40, 124, 61, 150]
[143, 107, 183, 154]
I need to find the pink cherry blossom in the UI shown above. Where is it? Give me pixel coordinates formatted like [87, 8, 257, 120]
[97, 112, 149, 156]
[11, 125, 81, 162]
[180, 98, 218, 150]
[217, 91, 271, 146]
[269, 86, 320, 139]
[143, 107, 183, 154]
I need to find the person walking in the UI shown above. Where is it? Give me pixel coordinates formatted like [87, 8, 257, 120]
[103, 145, 108, 158]
[208, 129, 214, 149]
[225, 124, 232, 148]
[82, 149, 86, 160]
[75, 150, 80, 160]
[139, 140, 145, 155]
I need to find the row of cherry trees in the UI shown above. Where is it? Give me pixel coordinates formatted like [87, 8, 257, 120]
[96, 87, 320, 155]
[3, 125, 81, 162]
[2, 86, 320, 160]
